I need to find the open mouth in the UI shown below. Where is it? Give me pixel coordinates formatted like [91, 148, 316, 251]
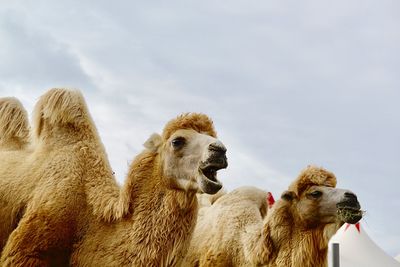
[200, 158, 227, 182]
[337, 206, 363, 224]
[199, 159, 227, 194]
[201, 165, 219, 182]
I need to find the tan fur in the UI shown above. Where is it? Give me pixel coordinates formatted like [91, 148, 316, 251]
[71, 113, 224, 266]
[183, 166, 358, 267]
[0, 97, 29, 150]
[0, 89, 128, 266]
[184, 186, 269, 267]
[162, 113, 216, 141]
[288, 166, 337, 196]
[0, 97, 30, 253]
[0, 90, 225, 266]
[197, 188, 227, 208]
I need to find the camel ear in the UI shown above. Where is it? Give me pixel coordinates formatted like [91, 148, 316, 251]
[281, 190, 296, 202]
[143, 133, 162, 152]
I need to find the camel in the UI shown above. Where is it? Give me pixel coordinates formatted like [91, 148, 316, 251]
[0, 97, 30, 150]
[0, 88, 227, 266]
[70, 112, 228, 266]
[183, 166, 363, 267]
[0, 89, 132, 266]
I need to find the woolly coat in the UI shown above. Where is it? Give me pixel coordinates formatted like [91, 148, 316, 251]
[183, 167, 344, 267]
[71, 113, 219, 266]
[0, 89, 125, 266]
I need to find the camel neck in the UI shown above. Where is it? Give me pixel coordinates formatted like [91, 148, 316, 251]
[71, 150, 199, 266]
[125, 151, 198, 213]
[255, 204, 329, 267]
[118, 151, 198, 265]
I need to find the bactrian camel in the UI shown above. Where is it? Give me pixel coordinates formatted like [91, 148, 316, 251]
[70, 112, 228, 266]
[183, 166, 362, 267]
[0, 89, 228, 266]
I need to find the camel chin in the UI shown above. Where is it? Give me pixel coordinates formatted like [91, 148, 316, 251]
[198, 166, 224, 194]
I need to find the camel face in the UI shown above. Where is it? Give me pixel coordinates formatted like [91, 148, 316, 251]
[294, 185, 362, 226]
[162, 129, 227, 194]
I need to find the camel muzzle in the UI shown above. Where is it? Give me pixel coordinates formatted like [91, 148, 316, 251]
[336, 192, 362, 224]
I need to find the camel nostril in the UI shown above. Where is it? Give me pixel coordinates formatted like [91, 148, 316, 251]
[209, 143, 227, 155]
[344, 192, 357, 200]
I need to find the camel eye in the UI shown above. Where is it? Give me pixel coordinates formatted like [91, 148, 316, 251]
[171, 137, 186, 149]
[309, 191, 322, 199]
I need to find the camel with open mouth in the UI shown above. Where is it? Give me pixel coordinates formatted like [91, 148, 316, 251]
[70, 113, 228, 266]
[0, 89, 227, 266]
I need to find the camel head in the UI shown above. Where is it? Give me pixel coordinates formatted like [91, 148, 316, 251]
[280, 166, 362, 228]
[144, 113, 228, 194]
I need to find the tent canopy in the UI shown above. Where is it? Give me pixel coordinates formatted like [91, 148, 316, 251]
[328, 222, 400, 267]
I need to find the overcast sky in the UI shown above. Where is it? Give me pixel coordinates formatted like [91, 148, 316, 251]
[1, 0, 399, 257]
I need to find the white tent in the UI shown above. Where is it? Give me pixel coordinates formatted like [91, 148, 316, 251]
[395, 254, 400, 262]
[328, 222, 400, 267]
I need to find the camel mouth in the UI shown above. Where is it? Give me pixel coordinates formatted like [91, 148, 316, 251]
[200, 165, 219, 182]
[337, 206, 363, 224]
[200, 159, 227, 182]
[199, 159, 227, 194]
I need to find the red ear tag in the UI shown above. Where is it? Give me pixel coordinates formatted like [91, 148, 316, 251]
[267, 192, 275, 208]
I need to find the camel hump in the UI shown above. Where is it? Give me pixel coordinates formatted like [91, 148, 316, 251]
[0, 97, 29, 145]
[32, 88, 91, 138]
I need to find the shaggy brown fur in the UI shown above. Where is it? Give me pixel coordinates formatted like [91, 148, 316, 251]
[0, 89, 128, 266]
[70, 113, 226, 266]
[183, 166, 362, 267]
[0, 97, 29, 150]
[0, 97, 30, 252]
[288, 166, 336, 196]
[162, 113, 216, 140]
[0, 90, 226, 266]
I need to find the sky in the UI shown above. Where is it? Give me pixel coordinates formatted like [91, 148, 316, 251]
[1, 0, 399, 257]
